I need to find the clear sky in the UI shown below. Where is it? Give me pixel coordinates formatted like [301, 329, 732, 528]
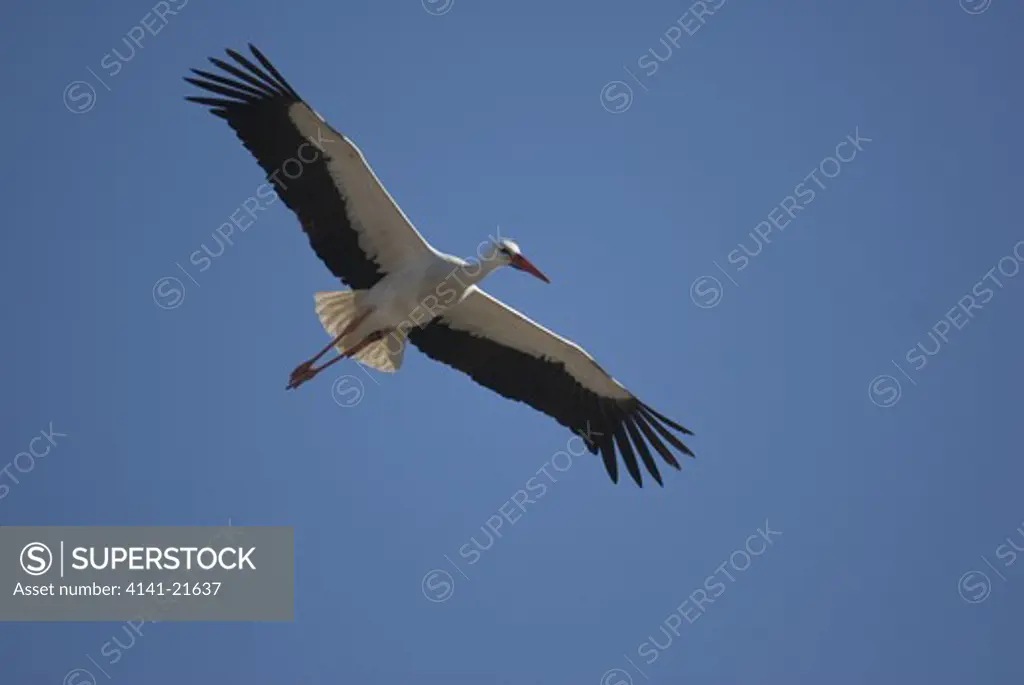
[1, 0, 1022, 682]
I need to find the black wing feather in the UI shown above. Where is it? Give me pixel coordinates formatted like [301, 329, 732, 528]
[190, 68, 268, 98]
[634, 413, 681, 470]
[184, 44, 383, 289]
[406, 323, 694, 486]
[639, 406, 695, 458]
[625, 418, 662, 487]
[612, 422, 644, 487]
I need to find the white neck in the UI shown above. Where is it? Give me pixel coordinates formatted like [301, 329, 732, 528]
[459, 255, 506, 288]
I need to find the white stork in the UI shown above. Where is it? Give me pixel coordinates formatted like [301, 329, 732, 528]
[184, 45, 695, 487]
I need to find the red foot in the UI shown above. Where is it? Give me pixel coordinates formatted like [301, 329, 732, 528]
[286, 361, 317, 390]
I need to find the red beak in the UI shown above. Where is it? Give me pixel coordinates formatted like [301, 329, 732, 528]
[510, 254, 550, 283]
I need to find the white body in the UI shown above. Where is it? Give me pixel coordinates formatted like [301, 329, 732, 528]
[354, 254, 477, 342]
[314, 254, 479, 372]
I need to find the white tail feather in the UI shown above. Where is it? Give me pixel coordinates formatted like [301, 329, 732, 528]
[314, 291, 405, 373]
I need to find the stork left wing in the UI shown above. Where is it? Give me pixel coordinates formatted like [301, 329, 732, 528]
[406, 289, 694, 487]
[184, 45, 438, 290]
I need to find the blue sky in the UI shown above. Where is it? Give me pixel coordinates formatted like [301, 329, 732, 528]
[1, 0, 1022, 682]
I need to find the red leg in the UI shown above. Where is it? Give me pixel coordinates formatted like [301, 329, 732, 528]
[286, 331, 386, 390]
[288, 308, 375, 386]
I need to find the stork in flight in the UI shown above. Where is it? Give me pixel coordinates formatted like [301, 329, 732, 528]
[184, 45, 695, 487]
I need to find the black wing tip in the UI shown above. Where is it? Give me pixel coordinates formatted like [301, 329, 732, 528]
[247, 43, 269, 62]
[625, 418, 663, 487]
[612, 425, 644, 488]
[638, 400, 694, 436]
[224, 46, 247, 62]
[637, 403, 696, 459]
[639, 466, 663, 487]
[597, 436, 619, 484]
[186, 44, 301, 107]
[595, 399, 697, 487]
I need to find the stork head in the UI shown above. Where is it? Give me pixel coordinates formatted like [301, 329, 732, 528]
[493, 238, 550, 284]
